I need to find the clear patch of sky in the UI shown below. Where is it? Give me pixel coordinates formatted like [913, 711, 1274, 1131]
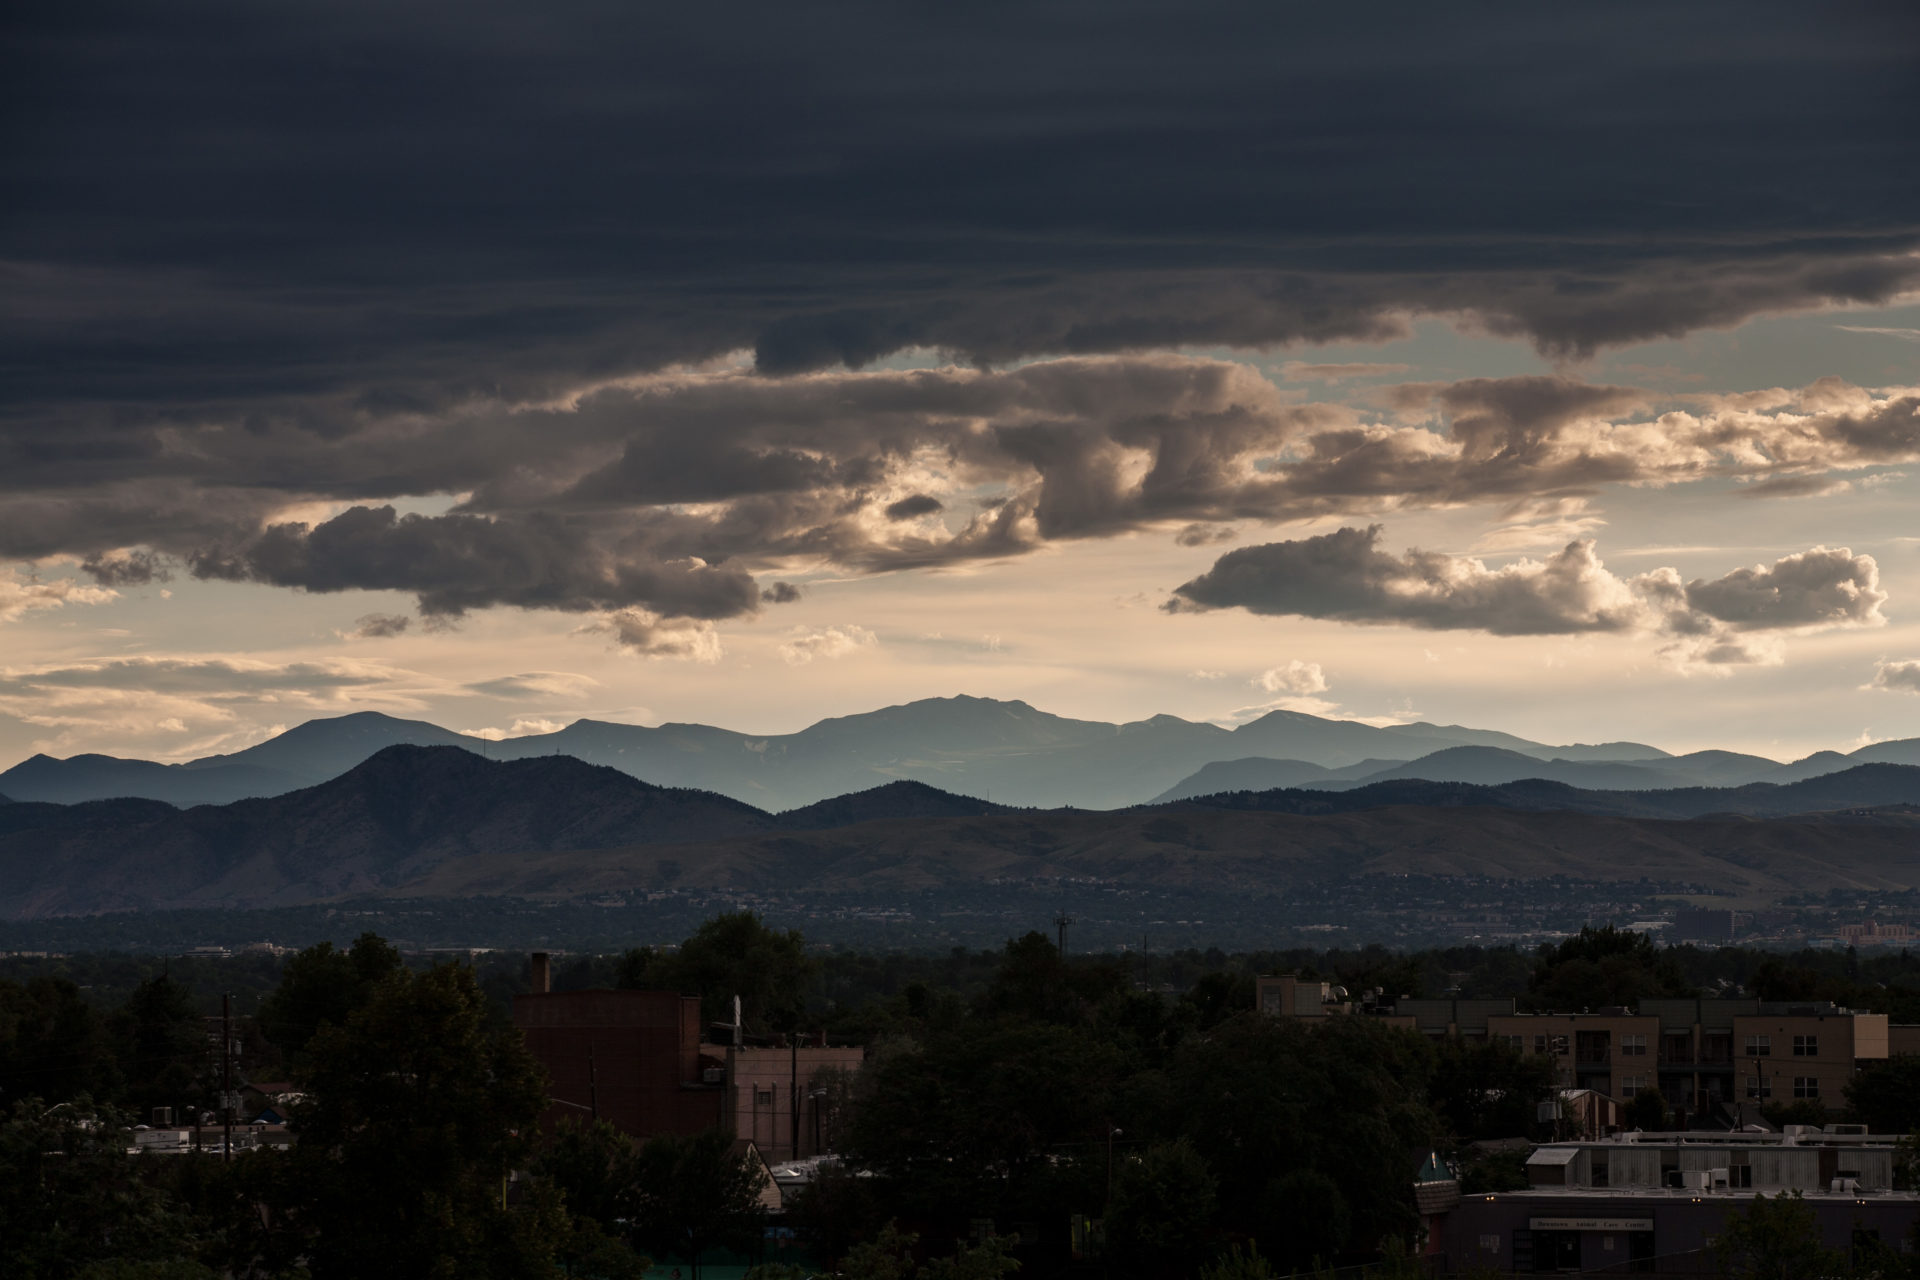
[1182, 300, 1920, 395]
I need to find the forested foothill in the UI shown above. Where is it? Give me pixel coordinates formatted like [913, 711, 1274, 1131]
[9, 919, 1920, 1277]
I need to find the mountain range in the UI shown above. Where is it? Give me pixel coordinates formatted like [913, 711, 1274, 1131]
[5, 744, 1920, 918]
[8, 695, 1912, 812]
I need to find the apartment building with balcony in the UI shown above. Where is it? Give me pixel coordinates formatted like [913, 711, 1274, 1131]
[1490, 1000, 1886, 1121]
[1257, 979, 1889, 1122]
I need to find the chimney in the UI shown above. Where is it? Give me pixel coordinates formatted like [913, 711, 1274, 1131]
[530, 951, 551, 994]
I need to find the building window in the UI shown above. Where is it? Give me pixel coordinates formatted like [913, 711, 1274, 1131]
[1745, 1035, 1771, 1057]
[1504, 1034, 1525, 1052]
[755, 1087, 775, 1105]
[1621, 1075, 1647, 1098]
[1745, 1076, 1772, 1099]
[1794, 1077, 1820, 1099]
[1576, 1030, 1611, 1062]
[1662, 1032, 1691, 1062]
[1621, 1034, 1647, 1056]
[1793, 1034, 1818, 1057]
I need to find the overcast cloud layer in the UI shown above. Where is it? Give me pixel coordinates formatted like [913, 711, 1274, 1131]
[3, 2, 1919, 763]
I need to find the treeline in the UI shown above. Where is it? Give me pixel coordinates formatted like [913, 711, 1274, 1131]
[10, 921, 1920, 1277]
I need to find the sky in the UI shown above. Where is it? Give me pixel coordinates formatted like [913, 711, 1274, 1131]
[3, 0, 1919, 767]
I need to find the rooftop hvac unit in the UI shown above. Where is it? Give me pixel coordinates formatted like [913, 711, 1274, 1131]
[702, 1067, 725, 1084]
[1680, 1170, 1710, 1190]
[1832, 1177, 1861, 1194]
[151, 1107, 172, 1126]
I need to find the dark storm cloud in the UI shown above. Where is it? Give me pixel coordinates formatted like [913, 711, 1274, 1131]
[79, 549, 171, 587]
[190, 505, 762, 619]
[345, 613, 412, 640]
[5, 2, 1918, 623]
[1681, 546, 1886, 631]
[884, 495, 945, 521]
[1166, 526, 1649, 635]
[5, 0, 1916, 425]
[3, 353, 1915, 623]
[760, 582, 803, 604]
[1168, 526, 1885, 655]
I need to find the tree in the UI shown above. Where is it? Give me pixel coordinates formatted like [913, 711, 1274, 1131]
[262, 962, 561, 1279]
[785, 1158, 882, 1269]
[0, 977, 120, 1106]
[1530, 926, 1692, 1010]
[839, 1222, 1020, 1280]
[256, 932, 403, 1061]
[922, 1236, 1020, 1280]
[648, 912, 816, 1033]
[1258, 1169, 1349, 1272]
[1428, 1037, 1555, 1141]
[532, 1118, 651, 1278]
[841, 1221, 921, 1280]
[1846, 1055, 1920, 1134]
[1625, 1087, 1670, 1131]
[1713, 1191, 1846, 1280]
[628, 1127, 769, 1279]
[1198, 1242, 1274, 1280]
[1172, 1014, 1439, 1258]
[845, 1017, 1133, 1221]
[1106, 1139, 1218, 1277]
[116, 973, 207, 1120]
[0, 1098, 212, 1279]
[983, 932, 1126, 1026]
[535, 1116, 636, 1229]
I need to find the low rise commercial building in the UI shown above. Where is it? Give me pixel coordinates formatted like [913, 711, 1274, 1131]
[1440, 1128, 1918, 1273]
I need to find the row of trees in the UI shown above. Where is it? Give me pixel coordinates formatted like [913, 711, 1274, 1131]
[13, 916, 1920, 1277]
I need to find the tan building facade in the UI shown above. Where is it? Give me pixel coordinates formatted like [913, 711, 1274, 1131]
[1256, 979, 1889, 1121]
[713, 1042, 866, 1165]
[1489, 1011, 1661, 1099]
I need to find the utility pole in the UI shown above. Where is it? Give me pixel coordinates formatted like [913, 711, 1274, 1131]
[789, 1032, 800, 1162]
[1054, 910, 1074, 955]
[588, 1043, 599, 1122]
[221, 992, 232, 1162]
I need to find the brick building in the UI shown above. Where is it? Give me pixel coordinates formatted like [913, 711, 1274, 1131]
[511, 955, 723, 1139]
[511, 953, 866, 1158]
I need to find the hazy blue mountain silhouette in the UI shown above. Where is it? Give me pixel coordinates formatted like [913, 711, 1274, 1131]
[2, 695, 1911, 812]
